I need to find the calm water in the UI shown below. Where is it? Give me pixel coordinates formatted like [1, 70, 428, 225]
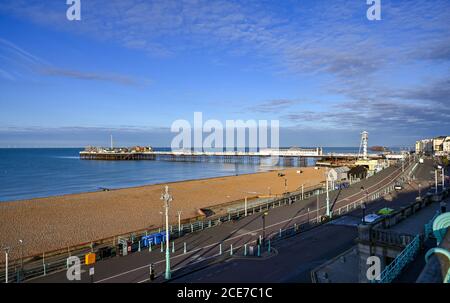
[0, 147, 381, 202]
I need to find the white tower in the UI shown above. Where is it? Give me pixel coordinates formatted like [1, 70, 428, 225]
[359, 131, 368, 160]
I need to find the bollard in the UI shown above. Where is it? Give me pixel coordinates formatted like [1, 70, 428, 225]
[230, 244, 233, 256]
[172, 241, 175, 253]
[294, 223, 297, 231]
[219, 243, 222, 255]
[268, 240, 271, 254]
[191, 224, 193, 233]
[161, 242, 163, 252]
[279, 228, 282, 238]
[138, 241, 141, 252]
[244, 244, 247, 256]
[149, 243, 152, 252]
[43, 264, 46, 276]
[257, 245, 261, 257]
[183, 242, 187, 254]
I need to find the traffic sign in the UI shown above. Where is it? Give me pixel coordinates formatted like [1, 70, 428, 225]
[85, 252, 96, 265]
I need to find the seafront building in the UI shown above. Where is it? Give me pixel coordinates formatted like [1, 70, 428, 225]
[415, 139, 433, 156]
[415, 136, 450, 156]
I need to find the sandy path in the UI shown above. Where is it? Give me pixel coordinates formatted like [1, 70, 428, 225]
[0, 167, 325, 259]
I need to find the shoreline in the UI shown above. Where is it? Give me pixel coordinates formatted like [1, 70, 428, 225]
[0, 166, 283, 204]
[0, 166, 326, 259]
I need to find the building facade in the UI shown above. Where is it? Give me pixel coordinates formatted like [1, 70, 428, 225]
[433, 136, 447, 153]
[415, 139, 433, 155]
[443, 137, 450, 155]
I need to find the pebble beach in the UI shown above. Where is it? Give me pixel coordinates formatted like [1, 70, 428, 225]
[0, 167, 326, 259]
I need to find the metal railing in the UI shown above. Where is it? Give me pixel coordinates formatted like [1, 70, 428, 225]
[0, 160, 417, 283]
[375, 234, 421, 283]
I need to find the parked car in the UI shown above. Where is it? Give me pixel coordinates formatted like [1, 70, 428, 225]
[363, 213, 381, 223]
[377, 207, 394, 216]
[394, 183, 403, 190]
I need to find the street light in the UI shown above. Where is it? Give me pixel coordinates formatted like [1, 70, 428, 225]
[19, 239, 23, 282]
[160, 185, 173, 280]
[177, 210, 182, 237]
[439, 165, 445, 190]
[3, 246, 9, 283]
[262, 212, 269, 245]
[361, 202, 367, 225]
[435, 166, 439, 194]
[360, 186, 369, 224]
[325, 168, 330, 217]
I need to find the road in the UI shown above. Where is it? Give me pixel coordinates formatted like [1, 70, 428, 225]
[169, 158, 438, 283]
[29, 158, 422, 283]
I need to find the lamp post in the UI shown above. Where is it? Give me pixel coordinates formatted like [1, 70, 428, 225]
[325, 168, 330, 217]
[361, 202, 367, 225]
[160, 186, 173, 280]
[19, 239, 23, 282]
[262, 212, 268, 245]
[360, 186, 369, 224]
[3, 247, 9, 283]
[244, 196, 248, 217]
[177, 210, 182, 237]
[441, 166, 445, 190]
[435, 168, 439, 194]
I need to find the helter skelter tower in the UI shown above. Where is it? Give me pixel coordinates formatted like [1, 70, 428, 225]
[358, 131, 369, 160]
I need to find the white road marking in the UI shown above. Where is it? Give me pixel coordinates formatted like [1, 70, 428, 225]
[98, 165, 407, 283]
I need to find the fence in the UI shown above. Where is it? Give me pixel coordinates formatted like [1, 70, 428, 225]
[375, 234, 421, 283]
[0, 160, 417, 283]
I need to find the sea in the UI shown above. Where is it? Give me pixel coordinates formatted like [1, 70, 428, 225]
[0, 147, 397, 202]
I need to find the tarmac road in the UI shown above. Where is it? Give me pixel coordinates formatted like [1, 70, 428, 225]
[29, 159, 421, 283]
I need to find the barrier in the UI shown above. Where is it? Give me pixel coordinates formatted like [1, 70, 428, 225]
[0, 160, 417, 283]
[375, 234, 421, 283]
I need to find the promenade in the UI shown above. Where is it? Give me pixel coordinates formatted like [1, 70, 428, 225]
[28, 161, 414, 283]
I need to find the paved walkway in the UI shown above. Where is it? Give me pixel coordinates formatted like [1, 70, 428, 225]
[387, 202, 441, 235]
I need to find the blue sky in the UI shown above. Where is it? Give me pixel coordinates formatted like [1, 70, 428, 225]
[0, 0, 449, 147]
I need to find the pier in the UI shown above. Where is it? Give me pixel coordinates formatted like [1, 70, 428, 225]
[79, 147, 388, 165]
